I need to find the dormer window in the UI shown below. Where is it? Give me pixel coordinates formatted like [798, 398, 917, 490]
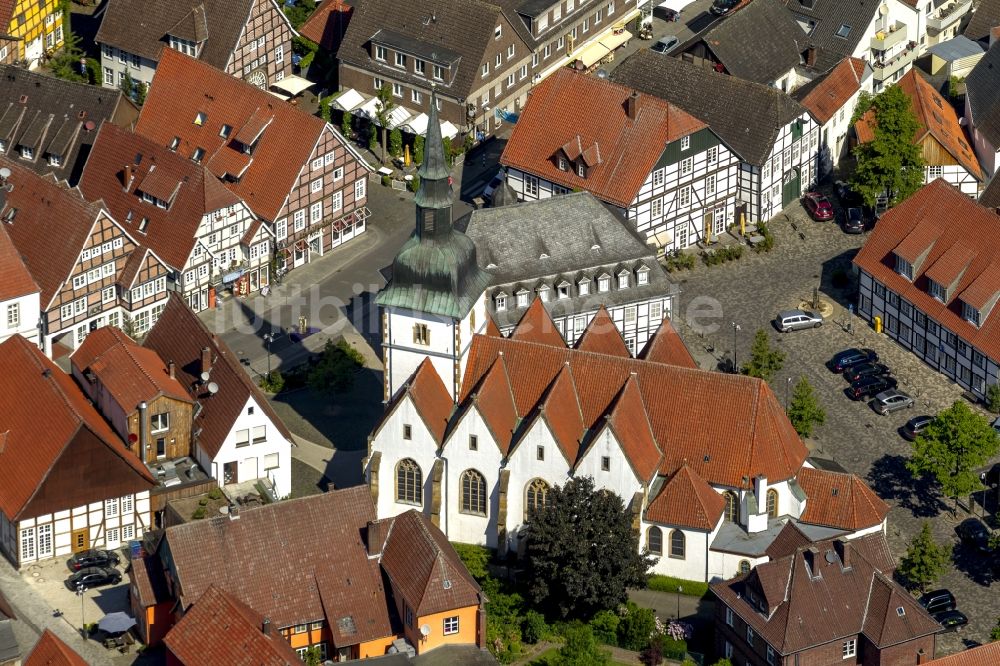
[577, 163, 586, 178]
[20, 146, 33, 160]
[495, 294, 507, 311]
[962, 301, 981, 327]
[558, 156, 568, 171]
[395, 52, 406, 68]
[598, 275, 611, 292]
[375, 45, 386, 61]
[192, 147, 205, 163]
[220, 124, 232, 139]
[895, 255, 913, 280]
[138, 217, 149, 233]
[557, 282, 570, 299]
[516, 290, 529, 308]
[579, 279, 591, 296]
[169, 136, 180, 150]
[618, 271, 630, 289]
[194, 112, 206, 125]
[538, 285, 551, 302]
[637, 266, 650, 285]
[929, 279, 945, 302]
[48, 154, 62, 167]
[681, 135, 690, 151]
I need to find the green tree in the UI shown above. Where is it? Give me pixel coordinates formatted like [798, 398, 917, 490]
[84, 58, 102, 86]
[442, 136, 453, 166]
[522, 477, 656, 620]
[787, 377, 826, 438]
[617, 602, 656, 651]
[282, 0, 317, 29]
[341, 110, 353, 139]
[119, 315, 138, 340]
[134, 81, 148, 106]
[555, 624, 611, 666]
[389, 127, 403, 157]
[307, 339, 362, 395]
[120, 70, 135, 100]
[588, 610, 620, 645]
[741, 329, 785, 382]
[712, 660, 734, 666]
[850, 85, 925, 205]
[986, 383, 1000, 413]
[990, 616, 1000, 641]
[45, 30, 87, 83]
[907, 401, 999, 509]
[373, 84, 395, 164]
[368, 129, 378, 154]
[413, 135, 425, 164]
[849, 91, 874, 124]
[897, 522, 949, 592]
[302, 646, 323, 666]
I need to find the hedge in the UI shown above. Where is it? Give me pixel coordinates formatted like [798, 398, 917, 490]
[647, 575, 710, 598]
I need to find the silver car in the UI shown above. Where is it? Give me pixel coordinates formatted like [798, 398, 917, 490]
[873, 389, 914, 415]
[775, 309, 823, 332]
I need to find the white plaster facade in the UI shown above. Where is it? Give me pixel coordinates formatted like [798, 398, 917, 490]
[0, 291, 40, 347]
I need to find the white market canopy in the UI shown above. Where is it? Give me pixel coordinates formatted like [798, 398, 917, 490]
[401, 112, 429, 135]
[656, 0, 696, 12]
[440, 121, 459, 139]
[271, 74, 314, 97]
[331, 88, 365, 112]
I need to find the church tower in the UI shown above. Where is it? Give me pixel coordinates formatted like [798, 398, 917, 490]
[376, 90, 491, 401]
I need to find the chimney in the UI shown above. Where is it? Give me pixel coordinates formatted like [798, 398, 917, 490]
[917, 649, 928, 664]
[625, 91, 639, 120]
[167, 360, 176, 379]
[262, 617, 271, 636]
[834, 539, 851, 568]
[123, 164, 134, 192]
[804, 547, 820, 577]
[137, 401, 149, 463]
[200, 346, 212, 377]
[805, 45, 817, 68]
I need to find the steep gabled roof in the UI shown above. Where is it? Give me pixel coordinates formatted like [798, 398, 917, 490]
[794, 57, 867, 125]
[638, 318, 697, 368]
[797, 467, 890, 531]
[509, 298, 567, 348]
[965, 0, 1000, 42]
[406, 358, 453, 444]
[764, 521, 813, 559]
[928, 642, 1000, 665]
[501, 69, 705, 208]
[299, 0, 353, 51]
[966, 41, 1000, 148]
[700, 0, 805, 85]
[23, 630, 88, 666]
[531, 365, 585, 465]
[645, 465, 725, 530]
[597, 375, 662, 483]
[575, 307, 630, 357]
[465, 358, 518, 455]
[0, 222, 39, 302]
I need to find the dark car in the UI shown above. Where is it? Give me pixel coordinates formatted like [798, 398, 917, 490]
[67, 549, 120, 571]
[843, 207, 866, 234]
[835, 180, 864, 206]
[917, 589, 956, 615]
[843, 362, 891, 383]
[828, 348, 879, 372]
[848, 375, 898, 401]
[932, 610, 969, 632]
[901, 415, 934, 441]
[802, 192, 834, 221]
[955, 517, 992, 553]
[66, 566, 121, 591]
[710, 0, 739, 14]
[482, 170, 504, 203]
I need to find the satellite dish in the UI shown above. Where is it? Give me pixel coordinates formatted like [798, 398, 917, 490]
[596, 68, 608, 79]
[419, 624, 431, 638]
[207, 382, 219, 395]
[0, 167, 10, 179]
[200, 371, 210, 382]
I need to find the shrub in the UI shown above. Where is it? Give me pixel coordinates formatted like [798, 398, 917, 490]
[442, 136, 453, 166]
[451, 543, 491, 581]
[753, 222, 775, 253]
[389, 128, 403, 157]
[408, 175, 420, 192]
[986, 383, 1000, 413]
[259, 370, 285, 394]
[522, 610, 549, 644]
[84, 58, 102, 86]
[341, 111, 353, 139]
[198, 498, 208, 506]
[191, 507, 206, 520]
[647, 575, 709, 598]
[381, 174, 391, 187]
[589, 609, 620, 646]
[617, 602, 656, 651]
[207, 487, 223, 500]
[413, 135, 425, 164]
[368, 131, 378, 154]
[665, 253, 696, 272]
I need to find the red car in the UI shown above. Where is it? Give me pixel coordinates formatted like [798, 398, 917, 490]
[802, 192, 834, 221]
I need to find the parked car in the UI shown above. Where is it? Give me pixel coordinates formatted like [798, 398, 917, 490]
[650, 35, 680, 53]
[835, 180, 864, 207]
[848, 375, 898, 400]
[828, 348, 879, 372]
[917, 589, 956, 614]
[67, 549, 120, 571]
[482, 170, 504, 203]
[710, 0, 739, 14]
[775, 309, 823, 332]
[901, 415, 934, 441]
[842, 207, 866, 234]
[802, 192, 834, 221]
[955, 517, 992, 553]
[932, 610, 969, 631]
[66, 566, 121, 591]
[871, 389, 914, 414]
[843, 362, 891, 383]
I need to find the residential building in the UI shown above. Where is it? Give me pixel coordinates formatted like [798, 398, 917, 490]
[853, 179, 1000, 399]
[0, 334, 155, 568]
[0, 590, 17, 666]
[22, 630, 87, 666]
[712, 532, 940, 666]
[376, 92, 492, 401]
[71, 327, 196, 464]
[365, 303, 888, 580]
[133, 487, 485, 659]
[855, 69, 983, 197]
[0, 224, 40, 346]
[963, 0, 1000, 46]
[142, 294, 294, 497]
[501, 69, 742, 251]
[612, 51, 820, 225]
[299, 0, 354, 56]
[95, 0, 296, 93]
[79, 123, 270, 310]
[794, 57, 872, 177]
[924, 36, 985, 79]
[335, 0, 641, 138]
[135, 49, 372, 273]
[929, 642, 1000, 665]
[0, 157, 171, 356]
[0, 65, 139, 186]
[0, 0, 65, 69]
[964, 42, 1000, 177]
[458, 192, 678, 352]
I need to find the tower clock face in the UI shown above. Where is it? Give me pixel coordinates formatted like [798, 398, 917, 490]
[247, 69, 267, 89]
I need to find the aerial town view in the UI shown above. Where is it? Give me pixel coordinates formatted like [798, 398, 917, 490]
[1, 0, 1000, 664]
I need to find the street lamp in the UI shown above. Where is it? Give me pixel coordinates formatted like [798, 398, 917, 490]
[676, 585, 683, 619]
[785, 377, 792, 411]
[263, 332, 276, 380]
[76, 583, 85, 639]
[731, 322, 741, 373]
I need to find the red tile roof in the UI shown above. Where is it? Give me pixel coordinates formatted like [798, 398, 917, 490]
[299, 0, 354, 51]
[135, 49, 330, 222]
[638, 318, 697, 368]
[796, 57, 866, 125]
[501, 69, 707, 208]
[797, 467, 890, 531]
[929, 642, 1000, 666]
[600, 375, 662, 483]
[853, 180, 1000, 361]
[531, 365, 585, 465]
[71, 326, 192, 410]
[405, 357, 453, 444]
[764, 521, 813, 559]
[645, 465, 725, 530]
[0, 223, 38, 301]
[164, 585, 301, 666]
[0, 335, 155, 520]
[509, 298, 567, 348]
[463, 359, 518, 455]
[142, 294, 294, 458]
[574, 306, 630, 357]
[484, 314, 502, 337]
[79, 122, 242, 270]
[23, 630, 89, 666]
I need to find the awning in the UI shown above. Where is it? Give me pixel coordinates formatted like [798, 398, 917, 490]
[574, 39, 611, 69]
[600, 28, 633, 53]
[401, 112, 429, 135]
[354, 96, 380, 119]
[332, 88, 365, 112]
[222, 269, 245, 284]
[295, 240, 307, 251]
[387, 105, 412, 128]
[271, 74, 314, 97]
[440, 121, 459, 139]
[354, 98, 412, 128]
[656, 0, 695, 12]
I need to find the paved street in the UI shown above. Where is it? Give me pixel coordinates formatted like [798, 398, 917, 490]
[671, 202, 1000, 652]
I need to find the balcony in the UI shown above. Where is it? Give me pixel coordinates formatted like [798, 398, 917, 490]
[927, 0, 972, 33]
[873, 47, 917, 81]
[870, 22, 908, 51]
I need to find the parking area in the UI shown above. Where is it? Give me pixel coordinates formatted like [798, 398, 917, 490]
[671, 202, 1000, 652]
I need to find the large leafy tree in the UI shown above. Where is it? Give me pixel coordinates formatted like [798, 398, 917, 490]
[907, 401, 999, 509]
[851, 85, 925, 205]
[897, 522, 949, 592]
[787, 377, 826, 438]
[523, 477, 655, 620]
[742, 329, 785, 382]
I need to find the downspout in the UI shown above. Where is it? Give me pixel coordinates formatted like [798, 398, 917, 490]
[138, 401, 149, 462]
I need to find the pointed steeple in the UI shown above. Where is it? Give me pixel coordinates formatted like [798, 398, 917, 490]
[414, 88, 454, 237]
